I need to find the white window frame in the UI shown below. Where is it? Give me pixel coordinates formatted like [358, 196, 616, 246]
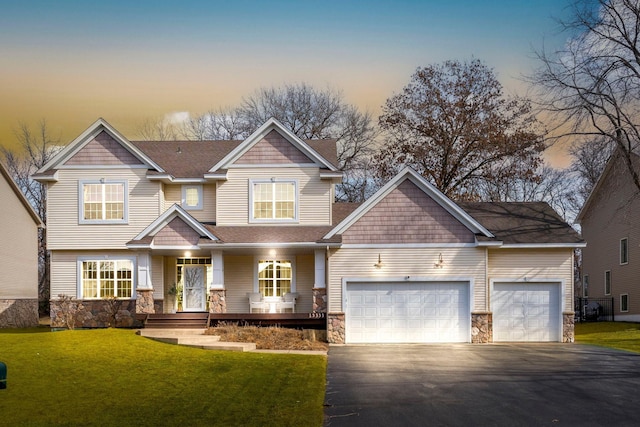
[621, 293, 629, 312]
[583, 274, 589, 298]
[254, 257, 296, 298]
[604, 270, 611, 295]
[77, 256, 136, 299]
[181, 185, 203, 210]
[620, 238, 629, 265]
[249, 179, 298, 223]
[78, 180, 128, 224]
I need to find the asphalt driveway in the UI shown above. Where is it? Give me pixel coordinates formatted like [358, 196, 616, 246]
[324, 344, 640, 426]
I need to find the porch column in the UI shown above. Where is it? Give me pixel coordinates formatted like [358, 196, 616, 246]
[209, 250, 226, 313]
[136, 251, 155, 314]
[313, 249, 327, 312]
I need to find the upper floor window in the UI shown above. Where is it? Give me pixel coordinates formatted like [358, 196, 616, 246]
[79, 180, 127, 224]
[80, 258, 133, 299]
[182, 185, 203, 210]
[620, 238, 629, 265]
[250, 179, 297, 222]
[604, 271, 611, 295]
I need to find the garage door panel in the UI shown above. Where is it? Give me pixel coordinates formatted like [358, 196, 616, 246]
[346, 281, 470, 343]
[493, 283, 560, 342]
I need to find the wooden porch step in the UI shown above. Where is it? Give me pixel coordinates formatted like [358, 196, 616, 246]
[143, 313, 209, 329]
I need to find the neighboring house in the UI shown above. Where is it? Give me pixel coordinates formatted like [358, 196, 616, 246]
[0, 161, 43, 328]
[577, 149, 640, 321]
[34, 117, 583, 342]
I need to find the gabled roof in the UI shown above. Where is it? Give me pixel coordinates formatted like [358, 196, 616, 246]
[575, 147, 630, 224]
[207, 118, 340, 174]
[460, 202, 585, 247]
[325, 167, 493, 240]
[0, 161, 43, 227]
[127, 204, 217, 248]
[34, 118, 164, 178]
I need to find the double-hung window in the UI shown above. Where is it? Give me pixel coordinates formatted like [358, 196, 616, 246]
[604, 271, 611, 295]
[621, 294, 629, 312]
[80, 259, 134, 299]
[250, 180, 297, 222]
[257, 259, 293, 297]
[80, 180, 127, 224]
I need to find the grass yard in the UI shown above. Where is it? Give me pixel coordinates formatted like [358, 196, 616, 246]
[575, 321, 640, 353]
[0, 327, 326, 427]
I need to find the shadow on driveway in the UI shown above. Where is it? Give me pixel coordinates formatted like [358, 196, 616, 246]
[324, 344, 640, 426]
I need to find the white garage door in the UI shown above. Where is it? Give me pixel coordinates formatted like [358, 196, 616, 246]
[492, 282, 561, 342]
[346, 281, 470, 343]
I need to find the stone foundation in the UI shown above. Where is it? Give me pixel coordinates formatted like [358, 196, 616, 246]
[327, 312, 345, 344]
[0, 299, 39, 328]
[136, 289, 155, 314]
[312, 288, 327, 312]
[209, 289, 226, 313]
[50, 298, 142, 329]
[563, 312, 575, 343]
[471, 312, 493, 343]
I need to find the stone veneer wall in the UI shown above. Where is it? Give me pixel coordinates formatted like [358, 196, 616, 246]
[312, 288, 327, 312]
[50, 299, 142, 329]
[136, 289, 155, 314]
[327, 312, 345, 344]
[563, 312, 575, 343]
[0, 299, 39, 328]
[471, 312, 492, 343]
[209, 289, 226, 313]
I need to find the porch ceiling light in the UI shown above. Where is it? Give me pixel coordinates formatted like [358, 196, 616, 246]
[434, 253, 444, 269]
[184, 251, 191, 258]
[373, 254, 384, 269]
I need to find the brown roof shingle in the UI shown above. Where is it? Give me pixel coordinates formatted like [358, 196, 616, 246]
[458, 201, 583, 245]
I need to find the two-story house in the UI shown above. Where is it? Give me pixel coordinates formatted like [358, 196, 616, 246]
[577, 148, 640, 321]
[34, 118, 583, 342]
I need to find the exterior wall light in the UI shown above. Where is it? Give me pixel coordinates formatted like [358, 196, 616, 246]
[434, 253, 444, 268]
[373, 254, 384, 269]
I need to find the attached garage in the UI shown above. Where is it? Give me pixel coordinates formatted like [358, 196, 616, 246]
[492, 282, 561, 342]
[345, 281, 471, 343]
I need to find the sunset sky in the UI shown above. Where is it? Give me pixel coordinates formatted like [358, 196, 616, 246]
[0, 0, 574, 165]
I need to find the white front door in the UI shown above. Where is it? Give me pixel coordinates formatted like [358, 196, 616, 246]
[182, 265, 206, 312]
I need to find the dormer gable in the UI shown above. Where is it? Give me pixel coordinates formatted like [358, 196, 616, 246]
[127, 204, 218, 249]
[33, 118, 164, 182]
[206, 118, 340, 177]
[325, 167, 493, 243]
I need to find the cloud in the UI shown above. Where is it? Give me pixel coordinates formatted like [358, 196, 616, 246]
[165, 111, 190, 124]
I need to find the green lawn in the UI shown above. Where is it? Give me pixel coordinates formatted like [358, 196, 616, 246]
[575, 321, 640, 353]
[0, 328, 326, 426]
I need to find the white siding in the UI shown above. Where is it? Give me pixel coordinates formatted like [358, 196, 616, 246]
[295, 255, 314, 313]
[162, 184, 215, 223]
[47, 168, 161, 250]
[328, 247, 486, 312]
[488, 248, 574, 312]
[216, 167, 332, 225]
[0, 173, 39, 298]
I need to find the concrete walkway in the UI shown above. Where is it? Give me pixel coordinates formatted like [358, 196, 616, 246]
[137, 328, 327, 355]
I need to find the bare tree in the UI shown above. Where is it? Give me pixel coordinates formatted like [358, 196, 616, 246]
[377, 59, 546, 201]
[182, 107, 245, 140]
[136, 117, 181, 141]
[1, 120, 63, 314]
[533, 0, 640, 193]
[569, 136, 615, 203]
